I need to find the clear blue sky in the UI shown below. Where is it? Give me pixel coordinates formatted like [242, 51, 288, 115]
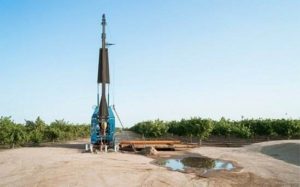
[0, 0, 299, 126]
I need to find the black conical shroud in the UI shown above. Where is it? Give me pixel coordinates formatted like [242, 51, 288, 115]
[99, 94, 109, 119]
[97, 48, 110, 84]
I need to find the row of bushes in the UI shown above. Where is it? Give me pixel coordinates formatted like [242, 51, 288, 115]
[130, 117, 300, 139]
[212, 118, 300, 138]
[0, 116, 90, 148]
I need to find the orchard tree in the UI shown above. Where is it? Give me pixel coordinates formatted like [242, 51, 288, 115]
[26, 117, 47, 144]
[0, 116, 14, 145]
[8, 125, 27, 148]
[190, 118, 213, 145]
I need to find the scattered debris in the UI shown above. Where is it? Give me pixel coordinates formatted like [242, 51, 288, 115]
[140, 146, 158, 156]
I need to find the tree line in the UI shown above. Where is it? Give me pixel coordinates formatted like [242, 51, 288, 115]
[0, 116, 90, 148]
[130, 117, 300, 141]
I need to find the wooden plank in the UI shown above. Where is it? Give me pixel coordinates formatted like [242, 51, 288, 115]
[120, 140, 181, 145]
[119, 143, 198, 150]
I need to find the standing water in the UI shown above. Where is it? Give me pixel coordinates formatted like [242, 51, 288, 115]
[160, 157, 234, 172]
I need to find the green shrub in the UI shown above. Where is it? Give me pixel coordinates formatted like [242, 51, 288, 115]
[271, 119, 300, 138]
[0, 116, 15, 145]
[132, 117, 300, 140]
[7, 125, 27, 148]
[211, 118, 252, 138]
[0, 117, 28, 148]
[187, 117, 213, 140]
[168, 120, 185, 136]
[0, 116, 90, 148]
[25, 117, 47, 144]
[230, 122, 252, 138]
[211, 118, 232, 137]
[130, 119, 168, 137]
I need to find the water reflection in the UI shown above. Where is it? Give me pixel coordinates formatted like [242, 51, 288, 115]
[161, 157, 234, 171]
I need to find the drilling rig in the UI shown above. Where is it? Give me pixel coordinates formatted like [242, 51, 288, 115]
[90, 14, 116, 152]
[90, 14, 196, 152]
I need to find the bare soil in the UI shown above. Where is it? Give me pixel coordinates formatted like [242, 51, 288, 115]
[0, 139, 299, 187]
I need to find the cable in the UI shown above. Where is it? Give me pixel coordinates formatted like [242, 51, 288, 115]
[112, 105, 125, 129]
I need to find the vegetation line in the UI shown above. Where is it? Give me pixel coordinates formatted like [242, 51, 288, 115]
[1, 116, 300, 149]
[130, 118, 300, 141]
[0, 116, 90, 148]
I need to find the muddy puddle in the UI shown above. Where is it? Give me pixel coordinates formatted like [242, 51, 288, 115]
[154, 156, 237, 175]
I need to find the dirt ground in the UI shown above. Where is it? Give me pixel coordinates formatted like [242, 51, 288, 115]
[0, 140, 299, 187]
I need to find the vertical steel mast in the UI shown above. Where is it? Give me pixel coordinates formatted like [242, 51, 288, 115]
[98, 14, 110, 136]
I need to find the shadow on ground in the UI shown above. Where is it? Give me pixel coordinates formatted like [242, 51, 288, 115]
[261, 143, 300, 166]
[21, 141, 88, 150]
[41, 143, 86, 150]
